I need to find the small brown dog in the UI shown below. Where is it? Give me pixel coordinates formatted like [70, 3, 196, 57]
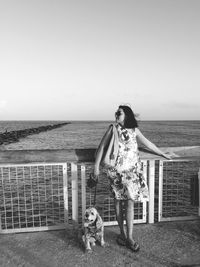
[82, 207, 105, 252]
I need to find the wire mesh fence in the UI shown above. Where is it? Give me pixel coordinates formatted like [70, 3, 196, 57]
[0, 163, 67, 233]
[0, 159, 199, 233]
[158, 160, 200, 221]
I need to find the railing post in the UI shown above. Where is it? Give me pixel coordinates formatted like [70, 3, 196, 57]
[158, 161, 163, 222]
[142, 160, 147, 222]
[63, 163, 68, 225]
[71, 163, 78, 225]
[148, 160, 155, 223]
[198, 168, 200, 216]
[81, 165, 86, 224]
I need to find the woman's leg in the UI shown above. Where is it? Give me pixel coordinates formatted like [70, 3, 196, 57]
[125, 199, 140, 251]
[114, 199, 126, 239]
[125, 199, 135, 242]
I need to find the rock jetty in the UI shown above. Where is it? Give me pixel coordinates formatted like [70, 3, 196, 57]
[0, 122, 70, 145]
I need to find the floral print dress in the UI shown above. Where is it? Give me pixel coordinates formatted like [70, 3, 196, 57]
[104, 124, 149, 202]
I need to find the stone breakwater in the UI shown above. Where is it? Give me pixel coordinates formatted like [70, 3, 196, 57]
[0, 122, 70, 145]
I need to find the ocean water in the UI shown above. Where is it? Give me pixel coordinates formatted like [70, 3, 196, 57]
[0, 120, 200, 150]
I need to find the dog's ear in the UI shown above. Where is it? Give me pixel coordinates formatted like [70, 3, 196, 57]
[96, 212, 103, 229]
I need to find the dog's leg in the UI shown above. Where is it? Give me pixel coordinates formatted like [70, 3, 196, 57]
[90, 237, 96, 247]
[85, 235, 92, 252]
[82, 227, 92, 252]
[85, 237, 92, 252]
[100, 226, 105, 247]
[83, 235, 92, 252]
[83, 229, 92, 252]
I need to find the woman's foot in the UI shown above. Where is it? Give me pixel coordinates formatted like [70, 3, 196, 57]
[126, 239, 140, 252]
[116, 234, 127, 246]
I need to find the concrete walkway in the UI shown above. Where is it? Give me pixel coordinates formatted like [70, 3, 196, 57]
[0, 220, 200, 267]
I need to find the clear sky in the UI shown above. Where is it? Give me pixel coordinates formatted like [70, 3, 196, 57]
[0, 0, 199, 121]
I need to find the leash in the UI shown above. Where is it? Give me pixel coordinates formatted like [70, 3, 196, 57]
[93, 182, 97, 207]
[87, 173, 98, 207]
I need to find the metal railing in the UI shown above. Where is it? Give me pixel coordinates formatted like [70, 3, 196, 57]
[0, 149, 199, 234]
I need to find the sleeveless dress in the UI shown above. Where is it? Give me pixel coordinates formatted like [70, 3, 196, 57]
[104, 124, 149, 202]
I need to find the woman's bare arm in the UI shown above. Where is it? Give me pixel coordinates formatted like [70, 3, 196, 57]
[135, 128, 171, 159]
[94, 125, 113, 176]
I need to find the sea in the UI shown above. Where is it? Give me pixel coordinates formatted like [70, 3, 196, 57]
[0, 120, 200, 150]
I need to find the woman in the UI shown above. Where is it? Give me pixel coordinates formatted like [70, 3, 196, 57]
[93, 105, 171, 252]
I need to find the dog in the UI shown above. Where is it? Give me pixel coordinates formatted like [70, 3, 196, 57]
[82, 207, 105, 252]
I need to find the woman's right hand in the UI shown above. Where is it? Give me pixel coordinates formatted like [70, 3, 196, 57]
[87, 173, 98, 188]
[94, 165, 100, 177]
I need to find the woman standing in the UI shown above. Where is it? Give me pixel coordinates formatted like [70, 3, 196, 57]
[93, 105, 171, 252]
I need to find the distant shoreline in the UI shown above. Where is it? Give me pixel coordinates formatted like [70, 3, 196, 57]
[0, 122, 70, 146]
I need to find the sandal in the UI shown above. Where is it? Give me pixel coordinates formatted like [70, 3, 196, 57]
[116, 235, 127, 246]
[126, 240, 140, 252]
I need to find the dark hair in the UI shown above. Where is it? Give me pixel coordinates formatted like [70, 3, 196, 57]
[119, 105, 138, 129]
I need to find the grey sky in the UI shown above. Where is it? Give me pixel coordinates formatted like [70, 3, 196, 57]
[0, 0, 199, 120]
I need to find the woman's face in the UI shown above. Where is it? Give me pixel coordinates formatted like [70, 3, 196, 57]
[115, 108, 125, 125]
